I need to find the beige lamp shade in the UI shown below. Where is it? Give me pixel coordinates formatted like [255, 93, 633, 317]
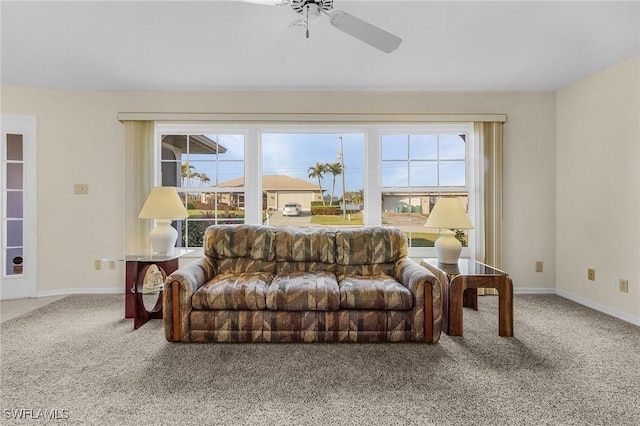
[138, 187, 189, 220]
[424, 197, 474, 230]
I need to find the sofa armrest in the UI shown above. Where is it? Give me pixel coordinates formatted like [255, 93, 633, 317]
[163, 257, 216, 342]
[394, 257, 443, 343]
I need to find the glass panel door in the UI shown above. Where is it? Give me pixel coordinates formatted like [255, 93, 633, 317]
[4, 134, 24, 276]
[1, 114, 36, 299]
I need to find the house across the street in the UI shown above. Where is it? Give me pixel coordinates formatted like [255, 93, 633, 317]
[218, 175, 324, 211]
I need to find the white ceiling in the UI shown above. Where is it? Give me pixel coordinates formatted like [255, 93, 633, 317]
[1, 1, 639, 91]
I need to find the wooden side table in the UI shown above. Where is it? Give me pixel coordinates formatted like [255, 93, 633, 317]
[104, 249, 191, 329]
[421, 258, 513, 337]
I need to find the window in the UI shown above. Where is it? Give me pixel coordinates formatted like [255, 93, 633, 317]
[261, 132, 364, 228]
[155, 123, 474, 257]
[159, 133, 245, 248]
[381, 131, 471, 253]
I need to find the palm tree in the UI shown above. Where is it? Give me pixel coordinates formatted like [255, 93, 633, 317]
[326, 162, 342, 206]
[181, 163, 199, 187]
[308, 162, 328, 206]
[199, 173, 211, 187]
[181, 163, 194, 186]
[346, 189, 364, 205]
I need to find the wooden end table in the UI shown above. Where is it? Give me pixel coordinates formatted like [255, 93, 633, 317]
[104, 249, 191, 329]
[421, 258, 513, 337]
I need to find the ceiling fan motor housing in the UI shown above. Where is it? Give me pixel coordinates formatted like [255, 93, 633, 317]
[291, 0, 334, 15]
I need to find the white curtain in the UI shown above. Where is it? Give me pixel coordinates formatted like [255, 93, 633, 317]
[474, 122, 504, 295]
[123, 120, 155, 252]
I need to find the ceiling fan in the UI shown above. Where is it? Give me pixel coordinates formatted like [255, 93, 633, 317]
[241, 0, 402, 54]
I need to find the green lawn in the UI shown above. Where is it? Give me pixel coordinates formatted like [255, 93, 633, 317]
[408, 233, 439, 247]
[310, 213, 363, 226]
[310, 216, 438, 247]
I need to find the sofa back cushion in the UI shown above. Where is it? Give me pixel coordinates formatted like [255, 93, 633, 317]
[203, 224, 277, 274]
[275, 226, 337, 273]
[335, 227, 408, 276]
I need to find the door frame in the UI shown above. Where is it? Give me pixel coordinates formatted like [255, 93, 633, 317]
[1, 114, 37, 300]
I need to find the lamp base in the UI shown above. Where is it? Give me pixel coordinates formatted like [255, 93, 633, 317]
[435, 229, 462, 264]
[149, 219, 178, 255]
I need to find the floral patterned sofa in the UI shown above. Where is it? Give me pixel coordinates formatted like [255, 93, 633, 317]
[163, 224, 442, 343]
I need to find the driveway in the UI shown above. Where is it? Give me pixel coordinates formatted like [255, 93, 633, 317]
[266, 210, 313, 227]
[265, 211, 429, 234]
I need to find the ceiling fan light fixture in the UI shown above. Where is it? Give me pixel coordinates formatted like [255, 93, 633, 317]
[305, 3, 322, 23]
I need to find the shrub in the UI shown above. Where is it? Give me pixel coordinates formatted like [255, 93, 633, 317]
[311, 205, 341, 215]
[310, 204, 360, 216]
[181, 221, 209, 247]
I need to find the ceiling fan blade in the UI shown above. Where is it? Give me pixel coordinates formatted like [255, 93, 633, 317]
[268, 20, 305, 63]
[327, 10, 402, 53]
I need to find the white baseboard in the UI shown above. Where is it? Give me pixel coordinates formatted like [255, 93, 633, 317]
[37, 288, 123, 298]
[555, 289, 640, 326]
[514, 287, 556, 295]
[479, 287, 637, 326]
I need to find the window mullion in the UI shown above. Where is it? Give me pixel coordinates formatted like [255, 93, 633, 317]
[244, 127, 262, 224]
[364, 127, 381, 226]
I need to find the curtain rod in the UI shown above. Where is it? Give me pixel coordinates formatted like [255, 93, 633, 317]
[117, 112, 507, 123]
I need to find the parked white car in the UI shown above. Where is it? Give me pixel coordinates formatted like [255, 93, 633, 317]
[282, 202, 302, 216]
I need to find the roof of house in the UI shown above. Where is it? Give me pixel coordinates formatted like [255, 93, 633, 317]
[219, 175, 323, 191]
[161, 134, 226, 155]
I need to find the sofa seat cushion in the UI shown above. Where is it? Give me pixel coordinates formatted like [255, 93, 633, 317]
[191, 272, 274, 310]
[339, 274, 413, 310]
[267, 271, 340, 311]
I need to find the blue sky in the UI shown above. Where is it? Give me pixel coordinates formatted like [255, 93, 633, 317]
[262, 133, 364, 195]
[183, 132, 465, 195]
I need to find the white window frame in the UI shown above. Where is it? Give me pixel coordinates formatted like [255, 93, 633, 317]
[376, 123, 475, 259]
[154, 122, 476, 259]
[155, 124, 251, 250]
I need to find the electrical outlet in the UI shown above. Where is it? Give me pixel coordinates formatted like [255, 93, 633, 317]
[535, 261, 543, 272]
[94, 260, 102, 270]
[588, 268, 595, 281]
[619, 279, 629, 293]
[74, 184, 89, 195]
[109, 261, 116, 270]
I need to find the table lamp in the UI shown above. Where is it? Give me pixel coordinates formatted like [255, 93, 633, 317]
[138, 187, 189, 254]
[424, 197, 474, 264]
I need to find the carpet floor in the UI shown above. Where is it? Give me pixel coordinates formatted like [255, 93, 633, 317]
[1, 294, 639, 425]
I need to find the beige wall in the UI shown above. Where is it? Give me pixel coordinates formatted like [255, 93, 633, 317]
[556, 56, 640, 322]
[1, 86, 557, 296]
